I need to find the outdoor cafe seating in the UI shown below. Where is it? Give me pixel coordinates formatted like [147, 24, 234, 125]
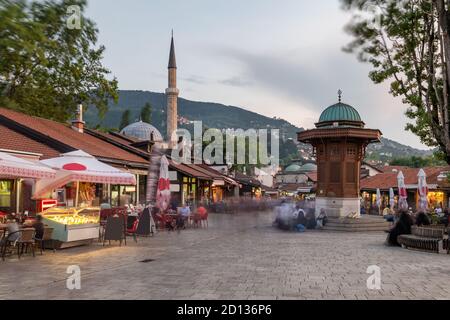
[0, 219, 57, 260]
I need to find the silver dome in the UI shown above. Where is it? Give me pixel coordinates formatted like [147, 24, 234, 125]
[120, 121, 164, 142]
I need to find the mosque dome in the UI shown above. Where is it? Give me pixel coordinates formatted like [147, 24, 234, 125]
[284, 164, 302, 172]
[120, 121, 163, 142]
[319, 102, 361, 122]
[300, 163, 317, 172]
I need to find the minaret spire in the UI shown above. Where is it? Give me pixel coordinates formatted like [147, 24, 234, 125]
[166, 31, 179, 148]
[168, 30, 177, 69]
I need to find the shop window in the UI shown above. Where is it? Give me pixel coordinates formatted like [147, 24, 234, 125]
[0, 180, 12, 208]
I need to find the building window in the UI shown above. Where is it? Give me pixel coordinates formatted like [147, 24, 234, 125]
[330, 145, 340, 157]
[347, 147, 356, 156]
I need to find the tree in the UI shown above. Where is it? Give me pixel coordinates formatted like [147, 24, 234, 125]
[342, 0, 450, 163]
[119, 109, 131, 130]
[0, 0, 118, 122]
[389, 154, 446, 167]
[141, 102, 152, 123]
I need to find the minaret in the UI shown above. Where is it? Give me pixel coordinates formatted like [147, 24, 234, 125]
[166, 32, 179, 148]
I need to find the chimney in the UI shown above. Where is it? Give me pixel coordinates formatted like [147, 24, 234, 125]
[71, 103, 85, 133]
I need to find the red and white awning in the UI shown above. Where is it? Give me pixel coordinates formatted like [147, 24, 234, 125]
[33, 150, 136, 198]
[0, 151, 55, 179]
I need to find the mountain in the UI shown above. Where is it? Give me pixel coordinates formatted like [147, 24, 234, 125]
[366, 137, 433, 161]
[85, 90, 432, 162]
[85, 90, 300, 139]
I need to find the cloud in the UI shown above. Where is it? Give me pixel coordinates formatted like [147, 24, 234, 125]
[219, 76, 252, 87]
[211, 45, 429, 150]
[181, 75, 207, 85]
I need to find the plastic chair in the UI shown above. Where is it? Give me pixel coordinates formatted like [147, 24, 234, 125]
[126, 218, 139, 243]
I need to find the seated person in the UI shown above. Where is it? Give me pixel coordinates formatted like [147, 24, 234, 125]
[296, 208, 307, 227]
[31, 215, 45, 240]
[441, 209, 450, 227]
[382, 205, 395, 223]
[0, 218, 20, 245]
[415, 210, 431, 226]
[360, 206, 366, 215]
[316, 209, 328, 228]
[386, 210, 414, 246]
[179, 204, 191, 226]
[305, 210, 316, 230]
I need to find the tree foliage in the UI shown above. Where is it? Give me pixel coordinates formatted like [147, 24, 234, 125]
[389, 154, 446, 167]
[0, 0, 118, 122]
[119, 109, 130, 130]
[342, 0, 450, 163]
[140, 102, 152, 123]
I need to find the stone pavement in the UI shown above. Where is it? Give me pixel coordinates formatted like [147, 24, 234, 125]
[0, 211, 449, 300]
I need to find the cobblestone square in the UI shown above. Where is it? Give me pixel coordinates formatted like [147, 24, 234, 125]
[1, 212, 449, 300]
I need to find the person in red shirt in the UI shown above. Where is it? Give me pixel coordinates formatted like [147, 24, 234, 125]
[197, 204, 208, 228]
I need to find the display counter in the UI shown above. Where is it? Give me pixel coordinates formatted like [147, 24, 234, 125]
[41, 207, 100, 249]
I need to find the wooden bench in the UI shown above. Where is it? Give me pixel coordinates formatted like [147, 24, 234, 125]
[398, 226, 448, 254]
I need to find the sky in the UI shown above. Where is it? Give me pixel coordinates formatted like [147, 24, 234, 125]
[86, 0, 429, 150]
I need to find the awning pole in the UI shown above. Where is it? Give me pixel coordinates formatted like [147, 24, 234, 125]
[16, 179, 21, 213]
[75, 181, 79, 207]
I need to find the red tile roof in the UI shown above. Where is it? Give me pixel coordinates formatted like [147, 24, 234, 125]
[0, 108, 148, 165]
[306, 171, 317, 182]
[380, 166, 411, 173]
[0, 124, 60, 159]
[361, 166, 450, 190]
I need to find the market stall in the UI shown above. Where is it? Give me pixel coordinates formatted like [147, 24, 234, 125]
[32, 150, 136, 248]
[33, 150, 136, 204]
[0, 151, 56, 213]
[41, 207, 101, 248]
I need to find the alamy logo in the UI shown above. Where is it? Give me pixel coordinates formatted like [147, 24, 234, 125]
[66, 265, 81, 290]
[66, 5, 81, 30]
[170, 121, 280, 166]
[366, 265, 381, 290]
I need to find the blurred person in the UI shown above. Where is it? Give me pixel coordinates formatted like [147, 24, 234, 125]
[440, 208, 450, 227]
[383, 205, 395, 223]
[274, 200, 293, 231]
[31, 215, 45, 240]
[316, 209, 328, 229]
[360, 206, 366, 215]
[415, 210, 431, 227]
[179, 203, 191, 227]
[435, 204, 443, 216]
[305, 209, 316, 230]
[385, 210, 414, 246]
[0, 218, 20, 245]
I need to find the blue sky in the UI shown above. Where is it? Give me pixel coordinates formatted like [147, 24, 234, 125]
[86, 0, 428, 149]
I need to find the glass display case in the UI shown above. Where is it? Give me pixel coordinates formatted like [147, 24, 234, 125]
[41, 207, 100, 249]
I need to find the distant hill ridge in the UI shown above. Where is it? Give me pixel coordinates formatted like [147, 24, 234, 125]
[84, 90, 432, 160]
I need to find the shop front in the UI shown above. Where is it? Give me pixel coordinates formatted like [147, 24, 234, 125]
[0, 179, 14, 213]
